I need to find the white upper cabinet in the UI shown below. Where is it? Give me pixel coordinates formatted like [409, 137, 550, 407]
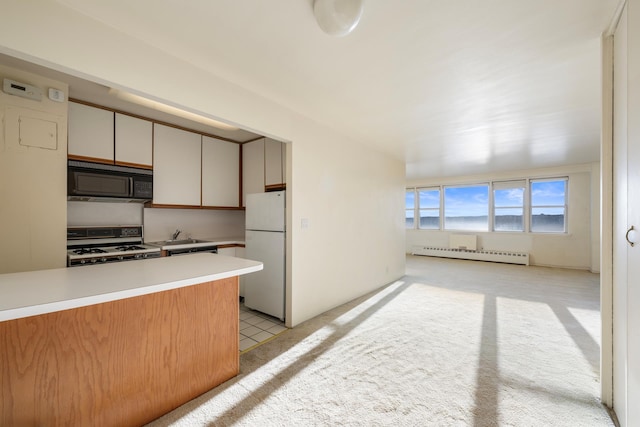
[115, 113, 152, 168]
[202, 136, 239, 207]
[68, 102, 114, 162]
[69, 103, 153, 168]
[242, 138, 265, 206]
[153, 124, 201, 206]
[241, 137, 286, 205]
[265, 137, 285, 188]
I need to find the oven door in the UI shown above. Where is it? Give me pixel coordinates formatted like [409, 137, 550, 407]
[69, 170, 132, 198]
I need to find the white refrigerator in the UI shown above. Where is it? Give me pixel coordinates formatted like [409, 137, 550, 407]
[244, 191, 285, 321]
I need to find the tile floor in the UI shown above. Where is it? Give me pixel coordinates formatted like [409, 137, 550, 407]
[239, 302, 287, 352]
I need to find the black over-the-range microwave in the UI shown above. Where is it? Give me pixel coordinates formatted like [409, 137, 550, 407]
[67, 160, 153, 202]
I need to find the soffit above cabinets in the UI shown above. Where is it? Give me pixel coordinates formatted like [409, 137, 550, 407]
[0, 53, 262, 144]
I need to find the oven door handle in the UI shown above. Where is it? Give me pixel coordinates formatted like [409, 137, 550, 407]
[129, 177, 134, 197]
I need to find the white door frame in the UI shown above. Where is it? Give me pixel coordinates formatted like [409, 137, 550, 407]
[600, 31, 614, 409]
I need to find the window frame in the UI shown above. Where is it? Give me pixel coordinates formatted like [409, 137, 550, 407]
[405, 176, 569, 235]
[529, 177, 568, 234]
[405, 188, 416, 229]
[417, 187, 441, 230]
[492, 180, 526, 233]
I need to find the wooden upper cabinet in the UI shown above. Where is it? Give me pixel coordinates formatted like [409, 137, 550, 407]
[242, 138, 265, 206]
[68, 102, 114, 163]
[115, 113, 152, 168]
[202, 136, 239, 207]
[153, 124, 201, 206]
[265, 138, 285, 187]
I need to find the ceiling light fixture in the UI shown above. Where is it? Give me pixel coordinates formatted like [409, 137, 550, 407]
[109, 88, 239, 131]
[313, 0, 364, 37]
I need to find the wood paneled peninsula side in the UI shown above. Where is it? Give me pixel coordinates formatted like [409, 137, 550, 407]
[0, 253, 262, 426]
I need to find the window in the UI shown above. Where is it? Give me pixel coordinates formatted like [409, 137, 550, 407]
[405, 177, 568, 234]
[418, 188, 440, 229]
[493, 181, 525, 232]
[444, 184, 489, 231]
[405, 189, 415, 229]
[530, 178, 567, 233]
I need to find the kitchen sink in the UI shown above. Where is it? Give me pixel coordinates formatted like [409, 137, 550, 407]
[152, 239, 211, 246]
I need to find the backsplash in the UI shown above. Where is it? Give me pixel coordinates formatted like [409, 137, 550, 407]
[142, 208, 245, 242]
[68, 201, 245, 242]
[68, 201, 144, 226]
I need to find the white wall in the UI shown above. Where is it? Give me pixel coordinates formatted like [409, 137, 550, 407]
[0, 63, 68, 273]
[0, 1, 406, 327]
[67, 201, 143, 226]
[68, 201, 245, 243]
[288, 117, 406, 324]
[142, 208, 245, 242]
[406, 163, 599, 271]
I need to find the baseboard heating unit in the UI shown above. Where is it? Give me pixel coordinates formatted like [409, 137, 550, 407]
[411, 246, 530, 266]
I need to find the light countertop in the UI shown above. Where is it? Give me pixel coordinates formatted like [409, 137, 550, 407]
[0, 253, 262, 322]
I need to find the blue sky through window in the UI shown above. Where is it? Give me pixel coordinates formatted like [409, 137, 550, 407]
[531, 180, 566, 206]
[494, 188, 524, 207]
[405, 190, 415, 209]
[419, 189, 439, 209]
[444, 186, 489, 217]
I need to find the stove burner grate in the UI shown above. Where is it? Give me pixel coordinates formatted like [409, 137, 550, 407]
[114, 245, 146, 251]
[73, 248, 107, 255]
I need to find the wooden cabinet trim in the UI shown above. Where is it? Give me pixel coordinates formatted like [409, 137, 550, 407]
[67, 154, 114, 165]
[115, 160, 153, 170]
[265, 183, 286, 192]
[217, 243, 245, 249]
[144, 202, 244, 211]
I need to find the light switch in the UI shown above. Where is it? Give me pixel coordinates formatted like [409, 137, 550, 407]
[301, 218, 310, 229]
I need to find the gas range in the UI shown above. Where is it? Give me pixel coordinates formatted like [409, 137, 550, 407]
[67, 225, 161, 267]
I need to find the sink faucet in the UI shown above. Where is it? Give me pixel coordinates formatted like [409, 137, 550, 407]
[172, 229, 182, 240]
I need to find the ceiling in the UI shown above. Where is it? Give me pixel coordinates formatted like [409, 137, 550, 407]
[14, 1, 624, 180]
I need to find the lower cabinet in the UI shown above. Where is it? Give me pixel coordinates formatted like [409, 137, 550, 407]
[218, 246, 246, 297]
[0, 278, 239, 426]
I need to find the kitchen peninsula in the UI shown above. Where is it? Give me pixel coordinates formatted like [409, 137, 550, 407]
[0, 254, 262, 426]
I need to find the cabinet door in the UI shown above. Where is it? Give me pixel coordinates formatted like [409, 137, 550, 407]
[202, 136, 239, 207]
[242, 138, 265, 206]
[115, 113, 152, 168]
[216, 247, 236, 256]
[153, 124, 201, 206]
[265, 138, 284, 187]
[68, 102, 114, 162]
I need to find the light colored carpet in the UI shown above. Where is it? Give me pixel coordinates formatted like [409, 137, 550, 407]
[147, 256, 613, 426]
